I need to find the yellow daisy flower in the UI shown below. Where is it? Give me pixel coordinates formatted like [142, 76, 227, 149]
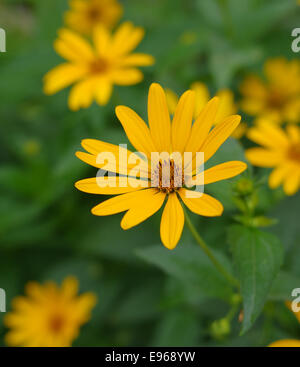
[240, 58, 300, 124]
[43, 22, 155, 111]
[64, 0, 123, 35]
[4, 277, 97, 347]
[165, 82, 247, 139]
[246, 121, 300, 196]
[75, 83, 247, 250]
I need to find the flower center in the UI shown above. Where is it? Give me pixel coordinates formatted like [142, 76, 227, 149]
[87, 7, 102, 22]
[267, 90, 285, 109]
[90, 58, 109, 74]
[49, 314, 65, 333]
[288, 144, 300, 163]
[152, 159, 183, 193]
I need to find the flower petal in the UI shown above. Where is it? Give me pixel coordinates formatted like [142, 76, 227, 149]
[121, 189, 166, 229]
[115, 106, 157, 158]
[94, 79, 113, 105]
[194, 161, 247, 185]
[185, 97, 220, 156]
[43, 63, 87, 95]
[93, 24, 111, 56]
[110, 22, 144, 56]
[179, 188, 223, 217]
[283, 168, 300, 195]
[245, 148, 283, 167]
[148, 83, 171, 152]
[91, 189, 153, 216]
[201, 115, 241, 163]
[160, 193, 184, 250]
[268, 164, 291, 189]
[171, 90, 195, 153]
[110, 68, 143, 85]
[75, 177, 148, 195]
[75, 150, 149, 178]
[56, 28, 95, 62]
[68, 77, 97, 111]
[247, 121, 289, 149]
[120, 53, 155, 67]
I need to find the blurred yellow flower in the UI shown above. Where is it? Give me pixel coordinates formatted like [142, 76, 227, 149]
[240, 58, 300, 124]
[75, 83, 247, 250]
[64, 0, 123, 35]
[246, 120, 300, 195]
[4, 277, 96, 347]
[165, 82, 247, 139]
[268, 302, 300, 346]
[268, 339, 300, 347]
[44, 22, 154, 110]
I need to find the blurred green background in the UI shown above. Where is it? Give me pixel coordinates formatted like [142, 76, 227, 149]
[1, 0, 300, 347]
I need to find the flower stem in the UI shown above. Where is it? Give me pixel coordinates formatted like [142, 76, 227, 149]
[184, 209, 240, 289]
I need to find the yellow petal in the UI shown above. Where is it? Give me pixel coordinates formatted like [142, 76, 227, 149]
[68, 77, 97, 111]
[185, 97, 220, 156]
[286, 124, 300, 144]
[76, 150, 149, 178]
[120, 53, 155, 67]
[215, 89, 237, 124]
[165, 88, 178, 116]
[268, 165, 290, 189]
[160, 194, 184, 250]
[171, 90, 195, 153]
[194, 161, 247, 185]
[268, 339, 300, 347]
[43, 63, 87, 95]
[92, 189, 152, 216]
[148, 83, 171, 152]
[61, 276, 79, 298]
[245, 148, 282, 167]
[121, 189, 166, 229]
[75, 177, 148, 195]
[283, 168, 300, 195]
[94, 79, 113, 105]
[110, 22, 144, 56]
[179, 189, 223, 216]
[110, 68, 143, 85]
[190, 82, 210, 119]
[93, 24, 111, 56]
[201, 115, 241, 163]
[247, 122, 289, 149]
[56, 28, 95, 61]
[115, 106, 157, 158]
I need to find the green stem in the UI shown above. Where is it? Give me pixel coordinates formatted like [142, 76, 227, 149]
[184, 208, 239, 289]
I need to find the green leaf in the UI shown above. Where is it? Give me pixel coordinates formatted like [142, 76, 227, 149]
[136, 243, 234, 301]
[151, 308, 201, 347]
[229, 225, 283, 334]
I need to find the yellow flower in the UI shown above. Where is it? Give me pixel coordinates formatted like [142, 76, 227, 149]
[165, 82, 247, 139]
[246, 120, 300, 196]
[64, 0, 123, 35]
[75, 83, 247, 250]
[240, 58, 300, 124]
[4, 277, 97, 347]
[268, 339, 300, 347]
[43, 22, 155, 110]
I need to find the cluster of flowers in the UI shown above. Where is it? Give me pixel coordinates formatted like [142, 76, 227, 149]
[5, 0, 300, 348]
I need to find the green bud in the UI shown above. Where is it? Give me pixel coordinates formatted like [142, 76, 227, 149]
[210, 318, 231, 340]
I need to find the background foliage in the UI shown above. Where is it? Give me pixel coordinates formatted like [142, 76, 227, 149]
[0, 0, 300, 346]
